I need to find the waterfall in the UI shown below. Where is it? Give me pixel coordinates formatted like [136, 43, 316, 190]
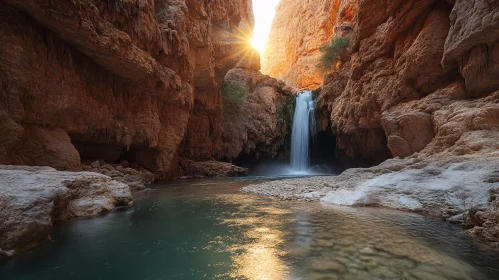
[290, 91, 317, 171]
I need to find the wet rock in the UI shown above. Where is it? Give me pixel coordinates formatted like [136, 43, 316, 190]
[128, 181, 146, 191]
[90, 160, 101, 168]
[179, 158, 248, 178]
[410, 269, 448, 280]
[466, 188, 499, 245]
[311, 260, 346, 273]
[82, 160, 157, 191]
[370, 266, 398, 278]
[385, 258, 416, 269]
[359, 247, 375, 255]
[0, 165, 132, 259]
[120, 160, 130, 168]
[448, 213, 464, 224]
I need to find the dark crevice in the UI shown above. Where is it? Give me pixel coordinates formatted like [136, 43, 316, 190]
[70, 137, 158, 171]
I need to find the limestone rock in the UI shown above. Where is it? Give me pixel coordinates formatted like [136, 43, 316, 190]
[0, 165, 132, 259]
[293, 0, 499, 166]
[0, 0, 257, 179]
[6, 126, 82, 171]
[261, 0, 357, 89]
[467, 188, 499, 246]
[179, 158, 248, 178]
[215, 68, 296, 162]
[82, 160, 158, 190]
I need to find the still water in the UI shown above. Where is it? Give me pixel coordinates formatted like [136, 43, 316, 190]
[2, 177, 499, 279]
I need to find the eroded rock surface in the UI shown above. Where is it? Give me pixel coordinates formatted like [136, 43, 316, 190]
[179, 158, 248, 178]
[180, 68, 296, 176]
[261, 0, 357, 88]
[315, 0, 499, 166]
[0, 0, 257, 178]
[82, 160, 158, 191]
[467, 189, 499, 246]
[217, 68, 296, 162]
[254, 0, 499, 245]
[0, 165, 132, 259]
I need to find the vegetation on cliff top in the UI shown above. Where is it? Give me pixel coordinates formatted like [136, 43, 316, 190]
[317, 37, 350, 72]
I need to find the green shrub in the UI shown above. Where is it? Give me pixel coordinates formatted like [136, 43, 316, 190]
[311, 88, 322, 100]
[277, 95, 296, 131]
[222, 81, 246, 116]
[317, 37, 350, 72]
[311, 88, 322, 109]
[222, 81, 246, 103]
[155, 9, 166, 20]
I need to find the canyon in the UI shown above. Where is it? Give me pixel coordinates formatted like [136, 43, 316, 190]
[0, 0, 292, 258]
[1, 0, 499, 263]
[252, 0, 499, 246]
[0, 0, 287, 179]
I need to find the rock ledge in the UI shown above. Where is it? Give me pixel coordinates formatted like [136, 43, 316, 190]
[0, 165, 132, 259]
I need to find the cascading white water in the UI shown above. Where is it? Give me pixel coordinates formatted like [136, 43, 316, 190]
[290, 91, 317, 171]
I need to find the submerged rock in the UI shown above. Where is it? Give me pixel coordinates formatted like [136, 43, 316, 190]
[0, 165, 133, 259]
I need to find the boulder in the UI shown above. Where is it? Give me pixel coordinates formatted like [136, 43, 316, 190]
[0, 165, 132, 259]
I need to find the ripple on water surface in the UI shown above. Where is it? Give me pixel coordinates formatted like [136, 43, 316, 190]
[1, 178, 499, 279]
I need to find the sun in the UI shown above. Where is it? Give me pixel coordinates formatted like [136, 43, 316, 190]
[251, 37, 266, 53]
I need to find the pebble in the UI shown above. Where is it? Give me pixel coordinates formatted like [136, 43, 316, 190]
[311, 260, 346, 273]
[370, 266, 398, 278]
[359, 247, 375, 255]
[410, 270, 448, 280]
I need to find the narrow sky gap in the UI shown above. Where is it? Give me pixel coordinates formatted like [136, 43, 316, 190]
[251, 0, 281, 53]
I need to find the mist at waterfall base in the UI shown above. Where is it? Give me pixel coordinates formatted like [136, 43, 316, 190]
[245, 91, 341, 177]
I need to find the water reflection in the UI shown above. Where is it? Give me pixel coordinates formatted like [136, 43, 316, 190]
[216, 192, 492, 280]
[225, 205, 291, 279]
[1, 179, 499, 279]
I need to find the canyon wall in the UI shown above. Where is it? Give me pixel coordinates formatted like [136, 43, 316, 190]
[320, 0, 499, 166]
[256, 0, 499, 244]
[0, 0, 263, 178]
[217, 68, 296, 162]
[264, 0, 499, 168]
[261, 0, 357, 89]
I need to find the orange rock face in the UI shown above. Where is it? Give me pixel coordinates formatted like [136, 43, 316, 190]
[261, 0, 357, 89]
[0, 0, 258, 178]
[217, 68, 296, 161]
[313, 0, 499, 166]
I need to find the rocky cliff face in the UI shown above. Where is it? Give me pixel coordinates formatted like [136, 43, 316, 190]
[217, 68, 296, 161]
[263, 0, 499, 167]
[261, 0, 357, 89]
[319, 0, 499, 166]
[0, 0, 259, 179]
[254, 0, 499, 245]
